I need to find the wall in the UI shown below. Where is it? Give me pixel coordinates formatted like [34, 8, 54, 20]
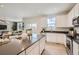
[6, 21, 13, 31]
[37, 16, 47, 33]
[23, 16, 47, 34]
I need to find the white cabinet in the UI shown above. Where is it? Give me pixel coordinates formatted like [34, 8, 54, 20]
[56, 15, 67, 27]
[67, 4, 79, 27]
[25, 36, 45, 55]
[46, 33, 57, 43]
[25, 43, 36, 54]
[28, 44, 40, 55]
[26, 41, 40, 55]
[73, 41, 79, 55]
[67, 8, 74, 27]
[46, 33, 66, 45]
[40, 36, 45, 54]
[74, 4, 79, 17]
[56, 34, 66, 46]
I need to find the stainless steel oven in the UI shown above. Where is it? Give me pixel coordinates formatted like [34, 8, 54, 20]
[73, 16, 79, 27]
[72, 16, 79, 55]
[66, 36, 73, 55]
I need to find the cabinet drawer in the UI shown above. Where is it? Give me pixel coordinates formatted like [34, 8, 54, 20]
[40, 37, 45, 54]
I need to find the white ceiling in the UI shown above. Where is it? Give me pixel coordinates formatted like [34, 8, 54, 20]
[0, 3, 76, 19]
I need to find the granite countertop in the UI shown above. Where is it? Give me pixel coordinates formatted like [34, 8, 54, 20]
[43, 30, 68, 34]
[41, 30, 68, 34]
[0, 34, 45, 55]
[41, 27, 69, 34]
[73, 39, 79, 44]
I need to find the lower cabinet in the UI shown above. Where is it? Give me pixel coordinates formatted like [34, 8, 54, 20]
[56, 34, 66, 46]
[26, 41, 40, 55]
[40, 37, 45, 54]
[73, 41, 79, 55]
[46, 33, 57, 43]
[25, 36, 45, 55]
[46, 33, 66, 46]
[27, 44, 40, 55]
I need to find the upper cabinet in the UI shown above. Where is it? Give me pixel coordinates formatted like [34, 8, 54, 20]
[67, 8, 74, 27]
[56, 14, 67, 27]
[67, 4, 79, 27]
[74, 4, 79, 17]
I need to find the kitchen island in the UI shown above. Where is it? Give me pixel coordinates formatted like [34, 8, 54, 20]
[0, 34, 46, 55]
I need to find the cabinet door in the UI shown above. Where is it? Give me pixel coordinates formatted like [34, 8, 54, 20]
[26, 41, 40, 55]
[74, 4, 79, 17]
[56, 34, 66, 45]
[67, 12, 72, 27]
[67, 10, 74, 27]
[27, 44, 40, 55]
[40, 37, 45, 54]
[26, 43, 36, 54]
[46, 33, 57, 43]
[56, 15, 67, 27]
[67, 5, 75, 27]
[73, 41, 79, 55]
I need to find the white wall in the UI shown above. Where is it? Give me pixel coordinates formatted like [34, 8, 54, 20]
[6, 21, 13, 31]
[23, 16, 47, 34]
[36, 16, 47, 33]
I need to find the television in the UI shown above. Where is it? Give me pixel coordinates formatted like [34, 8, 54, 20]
[0, 25, 7, 30]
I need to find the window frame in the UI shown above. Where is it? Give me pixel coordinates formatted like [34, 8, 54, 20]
[47, 16, 56, 28]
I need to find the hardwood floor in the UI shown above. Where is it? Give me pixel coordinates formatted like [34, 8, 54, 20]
[42, 42, 67, 55]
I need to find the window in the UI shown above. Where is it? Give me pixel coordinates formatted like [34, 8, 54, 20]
[32, 33, 37, 42]
[17, 22, 23, 31]
[47, 17, 56, 29]
[31, 24, 37, 33]
[25, 23, 37, 33]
